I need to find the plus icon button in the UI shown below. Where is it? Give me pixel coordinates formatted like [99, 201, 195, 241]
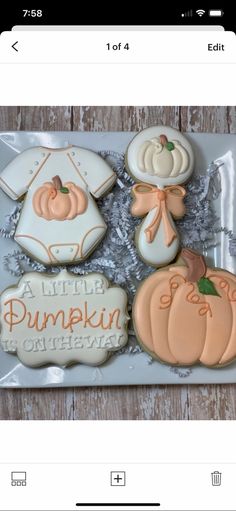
[110, 471, 126, 486]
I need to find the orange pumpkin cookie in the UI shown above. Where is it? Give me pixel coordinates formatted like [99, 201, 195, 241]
[133, 248, 236, 367]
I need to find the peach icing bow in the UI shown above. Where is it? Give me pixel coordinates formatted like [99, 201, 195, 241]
[131, 183, 186, 246]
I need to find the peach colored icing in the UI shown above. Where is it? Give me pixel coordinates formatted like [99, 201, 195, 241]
[133, 266, 236, 367]
[33, 181, 87, 221]
[3, 299, 122, 333]
[131, 183, 186, 245]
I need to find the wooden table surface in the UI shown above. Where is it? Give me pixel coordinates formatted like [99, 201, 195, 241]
[0, 105, 236, 420]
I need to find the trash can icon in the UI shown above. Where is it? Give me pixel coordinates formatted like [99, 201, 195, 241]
[211, 471, 222, 486]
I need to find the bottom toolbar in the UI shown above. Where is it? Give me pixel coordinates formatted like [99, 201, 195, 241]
[0, 462, 234, 510]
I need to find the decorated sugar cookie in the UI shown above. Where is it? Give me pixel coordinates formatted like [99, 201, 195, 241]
[0, 146, 116, 265]
[126, 126, 194, 266]
[0, 270, 129, 367]
[133, 248, 236, 367]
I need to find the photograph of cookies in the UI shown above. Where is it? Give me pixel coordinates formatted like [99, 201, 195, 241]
[0, 105, 236, 421]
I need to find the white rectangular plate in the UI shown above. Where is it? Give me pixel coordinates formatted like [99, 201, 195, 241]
[0, 130, 236, 387]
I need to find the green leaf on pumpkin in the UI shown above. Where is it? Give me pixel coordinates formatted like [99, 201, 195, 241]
[197, 277, 220, 297]
[166, 141, 175, 151]
[60, 187, 69, 194]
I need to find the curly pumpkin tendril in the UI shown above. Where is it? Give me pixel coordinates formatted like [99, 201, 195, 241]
[159, 274, 213, 317]
[159, 274, 186, 309]
[186, 283, 212, 317]
[207, 275, 236, 302]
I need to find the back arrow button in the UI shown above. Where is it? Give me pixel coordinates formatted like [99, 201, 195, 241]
[12, 41, 19, 52]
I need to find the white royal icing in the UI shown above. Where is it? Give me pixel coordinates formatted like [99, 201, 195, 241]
[0, 146, 116, 265]
[137, 208, 180, 267]
[127, 126, 194, 187]
[138, 138, 189, 177]
[0, 270, 129, 367]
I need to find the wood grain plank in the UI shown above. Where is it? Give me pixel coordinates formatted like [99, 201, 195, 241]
[73, 385, 189, 420]
[72, 106, 180, 131]
[186, 384, 236, 420]
[227, 107, 236, 133]
[0, 107, 21, 130]
[19, 106, 72, 131]
[0, 389, 74, 420]
[181, 106, 229, 133]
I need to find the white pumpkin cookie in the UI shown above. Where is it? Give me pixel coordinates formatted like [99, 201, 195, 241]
[133, 249, 236, 368]
[126, 126, 194, 267]
[0, 146, 116, 265]
[0, 270, 129, 368]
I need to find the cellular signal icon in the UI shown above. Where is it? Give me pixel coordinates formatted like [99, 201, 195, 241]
[181, 10, 193, 17]
[196, 9, 206, 16]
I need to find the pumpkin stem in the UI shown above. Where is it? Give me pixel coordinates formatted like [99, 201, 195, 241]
[181, 248, 207, 282]
[52, 175, 62, 190]
[160, 134, 168, 146]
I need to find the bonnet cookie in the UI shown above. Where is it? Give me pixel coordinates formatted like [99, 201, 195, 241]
[0, 270, 129, 367]
[133, 248, 236, 367]
[126, 126, 194, 266]
[0, 146, 116, 265]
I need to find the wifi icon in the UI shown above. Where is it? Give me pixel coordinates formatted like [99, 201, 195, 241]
[196, 9, 206, 16]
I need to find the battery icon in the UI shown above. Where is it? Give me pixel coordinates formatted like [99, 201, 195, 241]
[209, 10, 224, 16]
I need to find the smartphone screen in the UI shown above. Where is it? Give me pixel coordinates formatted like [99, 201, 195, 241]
[0, 5, 236, 511]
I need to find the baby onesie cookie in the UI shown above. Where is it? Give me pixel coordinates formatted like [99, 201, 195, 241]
[126, 126, 194, 266]
[0, 146, 116, 265]
[0, 270, 129, 367]
[133, 248, 236, 367]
